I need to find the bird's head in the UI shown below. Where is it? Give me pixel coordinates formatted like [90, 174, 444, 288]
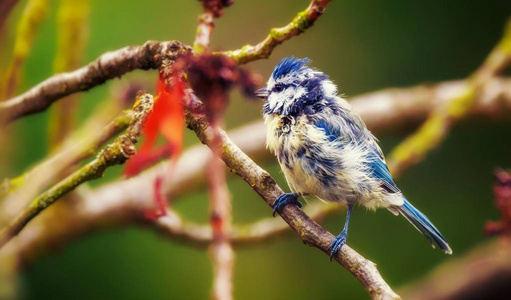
[256, 57, 338, 116]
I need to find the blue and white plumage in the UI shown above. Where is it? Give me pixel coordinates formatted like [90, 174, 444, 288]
[256, 57, 452, 257]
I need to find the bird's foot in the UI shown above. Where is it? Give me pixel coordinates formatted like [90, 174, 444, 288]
[329, 229, 348, 261]
[272, 193, 302, 217]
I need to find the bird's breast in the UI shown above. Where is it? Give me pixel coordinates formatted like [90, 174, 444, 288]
[264, 114, 306, 158]
[264, 114, 330, 195]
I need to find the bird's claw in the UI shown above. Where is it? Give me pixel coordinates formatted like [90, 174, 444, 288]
[272, 193, 302, 217]
[329, 230, 348, 261]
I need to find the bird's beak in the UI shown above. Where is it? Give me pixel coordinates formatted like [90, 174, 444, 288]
[255, 87, 268, 99]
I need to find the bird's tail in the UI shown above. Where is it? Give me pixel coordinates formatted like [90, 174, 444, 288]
[393, 198, 452, 254]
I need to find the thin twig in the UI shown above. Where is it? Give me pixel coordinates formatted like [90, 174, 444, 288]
[193, 0, 233, 53]
[208, 129, 234, 300]
[0, 41, 189, 123]
[154, 203, 338, 248]
[0, 92, 154, 249]
[186, 103, 400, 300]
[221, 0, 332, 64]
[193, 11, 215, 53]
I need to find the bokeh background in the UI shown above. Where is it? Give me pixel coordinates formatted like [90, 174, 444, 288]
[1, 0, 511, 299]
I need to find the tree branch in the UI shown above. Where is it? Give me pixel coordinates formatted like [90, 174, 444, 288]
[193, 10, 215, 53]
[205, 111, 235, 300]
[208, 133, 235, 300]
[221, 0, 331, 64]
[186, 102, 400, 300]
[143, 199, 337, 249]
[193, 0, 233, 54]
[0, 92, 154, 249]
[0, 41, 189, 123]
[348, 78, 511, 131]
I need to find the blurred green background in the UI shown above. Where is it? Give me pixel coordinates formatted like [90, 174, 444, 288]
[1, 0, 511, 299]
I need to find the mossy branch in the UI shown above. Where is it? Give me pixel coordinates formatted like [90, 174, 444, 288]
[0, 92, 153, 249]
[221, 0, 332, 64]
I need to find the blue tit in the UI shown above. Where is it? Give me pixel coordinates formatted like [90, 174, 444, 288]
[255, 57, 452, 258]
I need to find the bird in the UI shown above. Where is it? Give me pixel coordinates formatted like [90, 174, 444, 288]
[255, 56, 452, 258]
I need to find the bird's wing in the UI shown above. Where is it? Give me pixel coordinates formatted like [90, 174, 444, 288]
[313, 119, 341, 143]
[314, 117, 401, 194]
[365, 150, 401, 194]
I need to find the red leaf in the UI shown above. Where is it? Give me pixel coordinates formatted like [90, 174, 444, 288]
[123, 75, 185, 177]
[157, 76, 185, 156]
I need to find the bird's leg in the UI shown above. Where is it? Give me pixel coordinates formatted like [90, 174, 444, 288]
[272, 193, 303, 217]
[329, 204, 353, 260]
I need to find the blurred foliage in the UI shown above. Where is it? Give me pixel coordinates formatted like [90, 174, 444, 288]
[1, 0, 510, 299]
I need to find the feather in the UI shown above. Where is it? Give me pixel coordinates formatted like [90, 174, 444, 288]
[272, 57, 311, 79]
[396, 199, 452, 254]
[365, 151, 401, 194]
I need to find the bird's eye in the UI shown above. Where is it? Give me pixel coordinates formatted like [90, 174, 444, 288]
[274, 84, 285, 93]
